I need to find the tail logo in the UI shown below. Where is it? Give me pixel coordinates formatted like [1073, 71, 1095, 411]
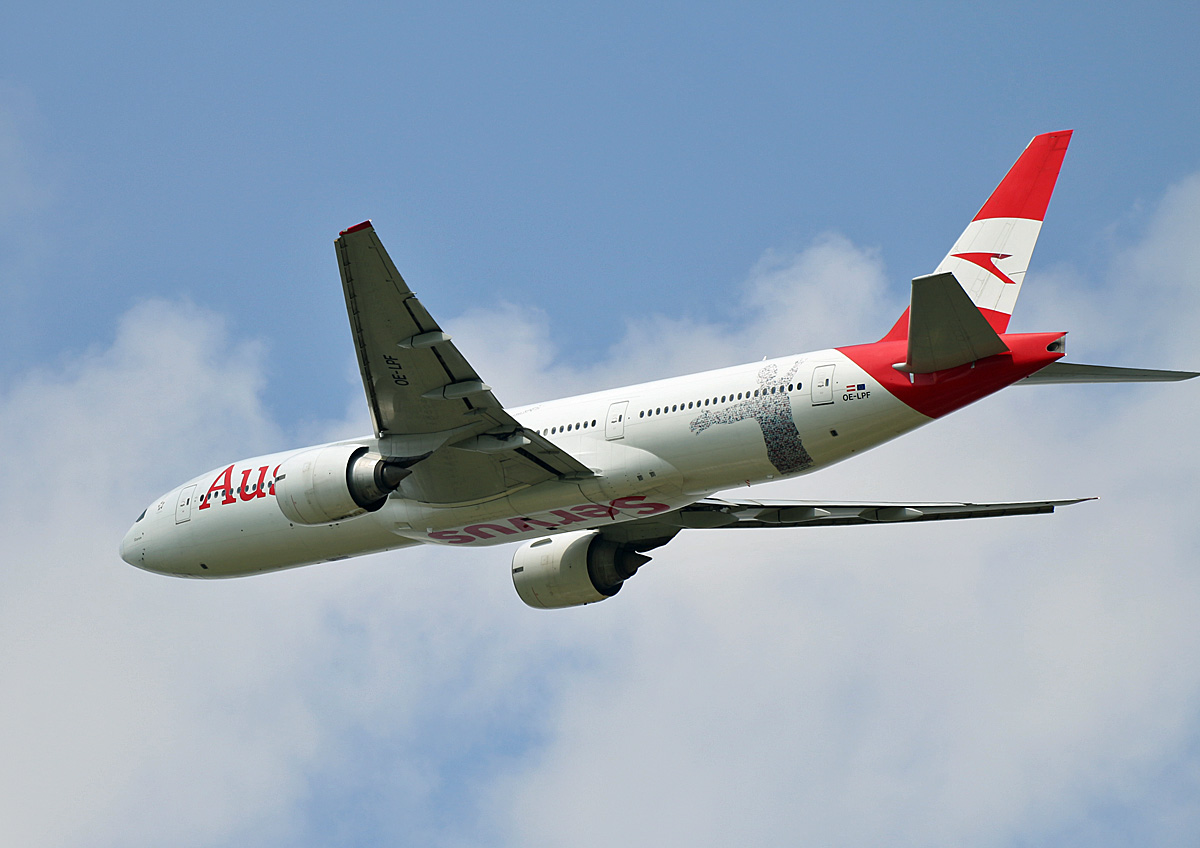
[951, 252, 1018, 286]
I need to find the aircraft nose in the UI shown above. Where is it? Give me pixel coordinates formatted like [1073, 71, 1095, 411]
[120, 508, 148, 567]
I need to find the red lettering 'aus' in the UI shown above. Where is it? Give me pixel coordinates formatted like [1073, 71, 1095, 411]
[198, 465, 236, 510]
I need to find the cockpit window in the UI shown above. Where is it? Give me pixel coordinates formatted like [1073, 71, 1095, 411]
[136, 509, 147, 523]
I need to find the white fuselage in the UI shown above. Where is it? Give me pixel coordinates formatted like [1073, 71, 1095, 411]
[121, 349, 930, 578]
[121, 130, 1127, 585]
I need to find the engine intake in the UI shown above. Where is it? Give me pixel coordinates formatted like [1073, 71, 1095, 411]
[512, 530, 651, 609]
[275, 444, 411, 525]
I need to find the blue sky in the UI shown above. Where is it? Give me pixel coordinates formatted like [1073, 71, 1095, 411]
[2, 3, 1199, 847]
[5, 2, 1199, 422]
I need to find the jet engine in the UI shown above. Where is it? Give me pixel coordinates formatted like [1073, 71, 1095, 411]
[511, 530, 651, 609]
[275, 444, 411, 525]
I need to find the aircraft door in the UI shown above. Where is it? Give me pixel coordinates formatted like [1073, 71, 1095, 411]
[812, 364, 835, 406]
[605, 401, 629, 440]
[175, 484, 197, 524]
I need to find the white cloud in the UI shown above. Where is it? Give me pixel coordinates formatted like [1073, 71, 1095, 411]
[0, 300, 314, 847]
[1, 177, 1198, 847]
[448, 232, 900, 407]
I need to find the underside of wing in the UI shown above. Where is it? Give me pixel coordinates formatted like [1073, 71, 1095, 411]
[335, 222, 590, 504]
[596, 495, 1093, 546]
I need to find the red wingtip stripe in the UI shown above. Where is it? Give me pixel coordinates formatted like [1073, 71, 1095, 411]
[973, 130, 1072, 223]
[339, 220, 373, 235]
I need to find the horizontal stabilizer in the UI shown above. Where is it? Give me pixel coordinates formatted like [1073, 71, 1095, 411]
[1021, 362, 1200, 384]
[900, 272, 1010, 374]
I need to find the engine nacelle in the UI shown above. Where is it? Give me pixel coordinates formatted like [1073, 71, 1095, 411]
[275, 444, 410, 525]
[511, 530, 651, 609]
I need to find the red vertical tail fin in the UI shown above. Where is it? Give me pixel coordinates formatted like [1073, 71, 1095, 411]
[881, 130, 1072, 342]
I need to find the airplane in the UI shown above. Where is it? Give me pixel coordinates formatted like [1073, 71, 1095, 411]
[120, 130, 1196, 608]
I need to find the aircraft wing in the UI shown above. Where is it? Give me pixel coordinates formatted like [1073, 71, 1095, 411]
[336, 222, 591, 504]
[597, 496, 1093, 548]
